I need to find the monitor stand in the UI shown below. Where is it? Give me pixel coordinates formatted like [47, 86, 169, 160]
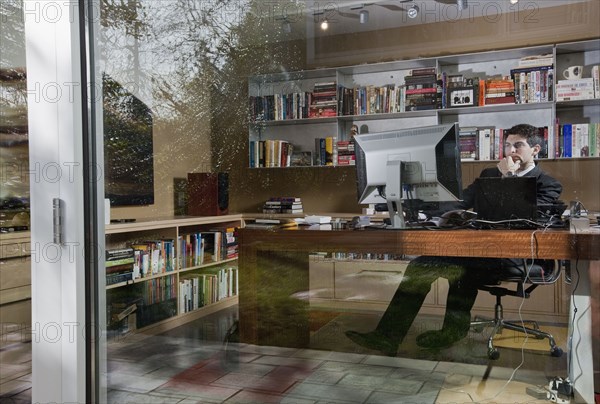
[386, 198, 406, 229]
[385, 160, 406, 229]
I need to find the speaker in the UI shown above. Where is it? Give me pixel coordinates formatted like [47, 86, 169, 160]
[187, 172, 229, 216]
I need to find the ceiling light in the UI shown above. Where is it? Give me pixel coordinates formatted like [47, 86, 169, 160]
[510, 0, 519, 4]
[320, 19, 329, 30]
[359, 9, 369, 24]
[407, 4, 419, 19]
[457, 0, 468, 10]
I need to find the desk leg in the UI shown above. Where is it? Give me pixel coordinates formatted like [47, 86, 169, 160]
[569, 259, 594, 403]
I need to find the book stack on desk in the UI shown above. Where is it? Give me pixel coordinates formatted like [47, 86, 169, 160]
[262, 197, 303, 214]
[244, 218, 298, 230]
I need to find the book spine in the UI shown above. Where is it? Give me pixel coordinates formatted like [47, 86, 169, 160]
[562, 124, 572, 158]
[325, 137, 334, 166]
[592, 65, 600, 98]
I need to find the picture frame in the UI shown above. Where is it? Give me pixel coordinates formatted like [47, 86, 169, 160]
[290, 151, 313, 167]
[448, 86, 477, 108]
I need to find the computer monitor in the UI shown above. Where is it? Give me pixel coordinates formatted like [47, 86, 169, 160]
[354, 123, 463, 228]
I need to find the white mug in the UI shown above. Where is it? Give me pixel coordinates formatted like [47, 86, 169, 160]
[563, 65, 583, 80]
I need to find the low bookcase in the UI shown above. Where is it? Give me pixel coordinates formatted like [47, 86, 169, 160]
[105, 215, 242, 336]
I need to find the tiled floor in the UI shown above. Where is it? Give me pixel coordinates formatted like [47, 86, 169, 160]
[2, 306, 571, 403]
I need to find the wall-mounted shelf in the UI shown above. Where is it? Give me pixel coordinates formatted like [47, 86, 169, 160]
[248, 39, 599, 168]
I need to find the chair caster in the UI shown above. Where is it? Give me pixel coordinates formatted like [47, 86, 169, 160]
[550, 347, 563, 357]
[488, 348, 500, 360]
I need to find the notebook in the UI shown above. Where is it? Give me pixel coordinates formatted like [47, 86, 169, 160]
[473, 176, 538, 222]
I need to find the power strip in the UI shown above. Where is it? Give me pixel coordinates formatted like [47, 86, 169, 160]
[547, 377, 572, 403]
[526, 385, 547, 399]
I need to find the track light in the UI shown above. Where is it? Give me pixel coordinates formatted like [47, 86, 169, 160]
[407, 4, 419, 19]
[320, 19, 329, 30]
[457, 0, 468, 10]
[359, 9, 369, 24]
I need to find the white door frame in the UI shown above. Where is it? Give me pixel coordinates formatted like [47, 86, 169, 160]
[25, 0, 104, 401]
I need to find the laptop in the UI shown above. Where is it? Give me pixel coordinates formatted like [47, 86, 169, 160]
[473, 177, 538, 222]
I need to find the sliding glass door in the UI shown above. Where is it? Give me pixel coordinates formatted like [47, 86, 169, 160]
[24, 0, 104, 401]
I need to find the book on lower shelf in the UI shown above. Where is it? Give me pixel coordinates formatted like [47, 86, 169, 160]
[106, 247, 135, 284]
[556, 122, 599, 158]
[314, 136, 338, 166]
[178, 267, 238, 314]
[106, 274, 178, 332]
[337, 140, 355, 166]
[129, 239, 175, 277]
[458, 127, 478, 161]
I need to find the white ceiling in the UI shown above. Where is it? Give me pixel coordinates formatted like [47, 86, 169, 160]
[280, 0, 590, 37]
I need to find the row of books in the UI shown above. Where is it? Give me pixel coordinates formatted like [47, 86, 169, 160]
[315, 136, 337, 166]
[140, 275, 177, 306]
[249, 92, 310, 121]
[105, 240, 175, 285]
[177, 228, 238, 269]
[250, 138, 356, 168]
[262, 196, 303, 214]
[249, 65, 599, 122]
[555, 123, 600, 158]
[459, 126, 551, 161]
[459, 126, 502, 161]
[249, 139, 294, 168]
[510, 65, 554, 104]
[178, 267, 238, 314]
[337, 139, 356, 166]
[338, 84, 406, 116]
[404, 69, 443, 111]
[459, 122, 600, 161]
[310, 81, 337, 118]
[249, 81, 338, 122]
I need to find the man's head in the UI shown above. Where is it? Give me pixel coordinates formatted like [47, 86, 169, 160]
[503, 124, 543, 168]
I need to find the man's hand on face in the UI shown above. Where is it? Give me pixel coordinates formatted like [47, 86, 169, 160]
[497, 156, 521, 177]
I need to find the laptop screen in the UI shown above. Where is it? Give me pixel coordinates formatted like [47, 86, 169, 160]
[473, 177, 538, 222]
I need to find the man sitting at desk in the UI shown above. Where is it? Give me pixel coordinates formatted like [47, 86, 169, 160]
[346, 123, 562, 354]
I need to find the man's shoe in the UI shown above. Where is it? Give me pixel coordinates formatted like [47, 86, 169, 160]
[345, 330, 397, 356]
[415, 329, 467, 349]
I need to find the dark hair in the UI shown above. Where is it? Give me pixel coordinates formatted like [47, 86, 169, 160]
[504, 124, 544, 148]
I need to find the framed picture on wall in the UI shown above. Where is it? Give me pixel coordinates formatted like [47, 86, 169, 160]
[290, 151, 313, 167]
[448, 87, 477, 108]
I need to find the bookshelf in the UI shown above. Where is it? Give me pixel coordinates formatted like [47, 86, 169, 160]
[104, 215, 242, 336]
[247, 39, 599, 169]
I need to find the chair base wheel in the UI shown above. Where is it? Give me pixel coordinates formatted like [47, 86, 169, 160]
[550, 347, 563, 357]
[488, 348, 500, 360]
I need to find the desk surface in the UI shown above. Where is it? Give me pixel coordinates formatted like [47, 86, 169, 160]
[238, 228, 600, 260]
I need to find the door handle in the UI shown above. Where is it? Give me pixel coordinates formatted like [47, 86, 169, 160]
[53, 198, 64, 245]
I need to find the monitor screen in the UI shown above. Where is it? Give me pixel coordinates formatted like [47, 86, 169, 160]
[354, 123, 462, 220]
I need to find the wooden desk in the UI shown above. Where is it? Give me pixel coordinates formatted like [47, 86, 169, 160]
[238, 227, 599, 260]
[238, 227, 599, 402]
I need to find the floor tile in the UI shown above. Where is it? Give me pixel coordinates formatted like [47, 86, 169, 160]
[287, 381, 373, 403]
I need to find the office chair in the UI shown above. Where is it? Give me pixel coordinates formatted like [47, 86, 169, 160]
[470, 259, 564, 360]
